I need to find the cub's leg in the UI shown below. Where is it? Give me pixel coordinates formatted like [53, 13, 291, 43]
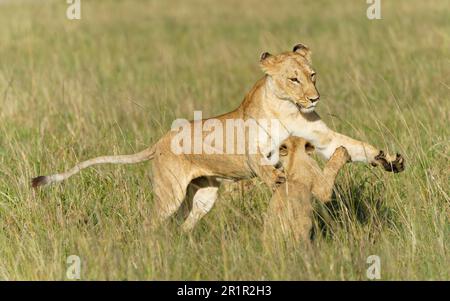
[263, 139, 313, 244]
[264, 184, 313, 244]
[311, 146, 351, 203]
[180, 177, 221, 232]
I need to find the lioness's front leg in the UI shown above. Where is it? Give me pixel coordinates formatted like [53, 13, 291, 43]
[296, 115, 405, 173]
[318, 131, 404, 173]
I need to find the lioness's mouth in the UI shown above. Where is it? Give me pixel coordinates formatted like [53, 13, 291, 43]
[295, 102, 316, 113]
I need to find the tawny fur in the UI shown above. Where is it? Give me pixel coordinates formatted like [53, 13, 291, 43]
[32, 43, 404, 231]
[263, 137, 350, 243]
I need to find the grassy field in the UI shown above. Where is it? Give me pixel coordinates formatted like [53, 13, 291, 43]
[0, 0, 448, 280]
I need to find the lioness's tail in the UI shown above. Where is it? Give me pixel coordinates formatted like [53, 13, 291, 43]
[32, 146, 156, 188]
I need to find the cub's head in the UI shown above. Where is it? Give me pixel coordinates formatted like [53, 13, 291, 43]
[260, 43, 320, 113]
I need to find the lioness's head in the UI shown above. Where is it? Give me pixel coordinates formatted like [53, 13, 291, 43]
[260, 43, 320, 113]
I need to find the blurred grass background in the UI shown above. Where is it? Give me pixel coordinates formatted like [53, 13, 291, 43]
[0, 0, 448, 280]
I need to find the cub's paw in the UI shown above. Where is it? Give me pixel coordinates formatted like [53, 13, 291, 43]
[271, 165, 286, 190]
[275, 174, 286, 185]
[333, 146, 351, 163]
[374, 151, 405, 173]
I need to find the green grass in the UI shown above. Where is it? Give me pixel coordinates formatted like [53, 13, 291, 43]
[0, 0, 448, 280]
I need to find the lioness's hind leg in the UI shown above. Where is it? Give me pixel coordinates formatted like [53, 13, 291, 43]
[151, 166, 193, 227]
[181, 177, 221, 232]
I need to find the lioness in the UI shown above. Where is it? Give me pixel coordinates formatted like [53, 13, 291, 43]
[32, 43, 404, 230]
[264, 137, 350, 243]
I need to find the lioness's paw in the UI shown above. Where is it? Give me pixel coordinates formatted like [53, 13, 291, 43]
[374, 151, 405, 173]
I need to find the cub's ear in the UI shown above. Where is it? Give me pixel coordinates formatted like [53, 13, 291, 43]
[293, 43, 312, 63]
[305, 142, 315, 155]
[259, 51, 278, 75]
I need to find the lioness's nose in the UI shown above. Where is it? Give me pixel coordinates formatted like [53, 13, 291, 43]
[308, 95, 320, 103]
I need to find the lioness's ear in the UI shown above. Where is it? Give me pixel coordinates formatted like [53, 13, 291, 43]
[259, 52, 277, 75]
[293, 43, 312, 63]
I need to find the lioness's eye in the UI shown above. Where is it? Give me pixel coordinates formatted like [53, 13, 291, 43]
[311, 73, 316, 81]
[289, 78, 300, 84]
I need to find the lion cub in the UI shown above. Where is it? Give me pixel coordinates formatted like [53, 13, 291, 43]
[264, 137, 350, 243]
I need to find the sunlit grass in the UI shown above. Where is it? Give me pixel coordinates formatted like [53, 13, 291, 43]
[0, 0, 448, 280]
